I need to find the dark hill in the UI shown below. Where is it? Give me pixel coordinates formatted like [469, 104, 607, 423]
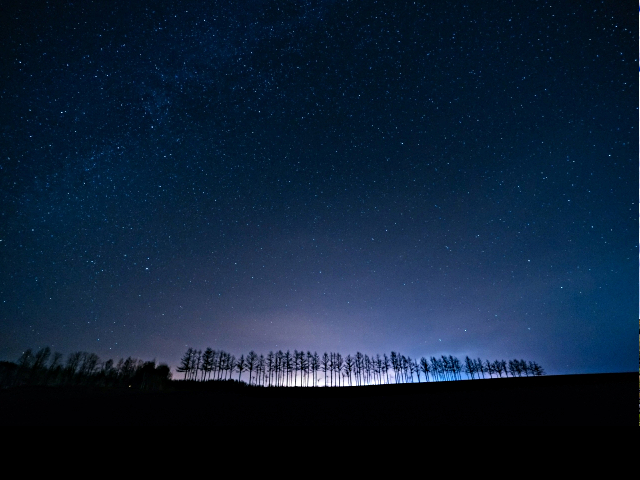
[0, 372, 634, 425]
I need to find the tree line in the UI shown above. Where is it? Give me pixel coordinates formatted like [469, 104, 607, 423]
[0, 347, 172, 390]
[0, 346, 544, 390]
[176, 347, 545, 386]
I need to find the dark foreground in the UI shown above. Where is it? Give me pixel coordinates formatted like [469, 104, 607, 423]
[0, 372, 634, 425]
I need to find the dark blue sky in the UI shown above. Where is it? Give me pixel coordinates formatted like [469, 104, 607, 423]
[0, 0, 636, 375]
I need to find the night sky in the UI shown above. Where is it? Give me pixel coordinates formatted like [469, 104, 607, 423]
[1, 1, 636, 376]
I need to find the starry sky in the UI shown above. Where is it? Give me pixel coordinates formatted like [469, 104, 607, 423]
[0, 0, 636, 375]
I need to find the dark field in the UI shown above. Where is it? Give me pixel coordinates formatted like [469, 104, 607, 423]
[0, 372, 634, 426]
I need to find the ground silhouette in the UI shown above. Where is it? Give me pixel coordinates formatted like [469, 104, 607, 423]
[0, 372, 633, 425]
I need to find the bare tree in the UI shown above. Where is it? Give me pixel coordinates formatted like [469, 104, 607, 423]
[321, 352, 329, 386]
[201, 348, 214, 381]
[257, 354, 266, 385]
[246, 351, 258, 385]
[508, 359, 521, 377]
[333, 353, 343, 387]
[236, 354, 246, 382]
[344, 355, 354, 386]
[420, 357, 431, 382]
[66, 351, 83, 381]
[266, 351, 274, 386]
[464, 355, 475, 380]
[383, 354, 390, 384]
[171, 345, 543, 388]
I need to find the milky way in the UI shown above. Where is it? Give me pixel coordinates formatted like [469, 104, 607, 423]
[0, 1, 636, 375]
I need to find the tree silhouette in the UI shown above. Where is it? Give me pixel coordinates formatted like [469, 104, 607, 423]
[201, 348, 214, 380]
[266, 351, 274, 386]
[172, 346, 543, 387]
[508, 359, 521, 377]
[312, 352, 320, 387]
[344, 355, 354, 386]
[420, 357, 431, 382]
[334, 353, 343, 387]
[236, 354, 245, 382]
[246, 351, 258, 385]
[383, 354, 391, 384]
[257, 354, 266, 386]
[66, 352, 83, 382]
[321, 352, 329, 386]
